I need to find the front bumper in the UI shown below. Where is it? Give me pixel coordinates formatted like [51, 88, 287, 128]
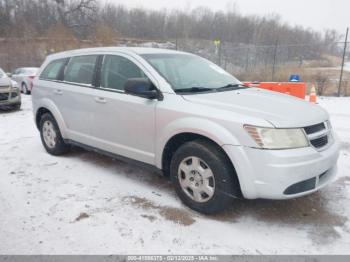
[0, 87, 21, 106]
[223, 136, 340, 199]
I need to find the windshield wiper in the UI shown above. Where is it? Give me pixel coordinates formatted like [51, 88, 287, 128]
[175, 84, 247, 94]
[216, 83, 248, 92]
[175, 86, 214, 93]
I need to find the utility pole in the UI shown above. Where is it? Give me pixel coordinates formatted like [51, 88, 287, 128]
[271, 39, 278, 81]
[338, 27, 349, 97]
[175, 18, 179, 50]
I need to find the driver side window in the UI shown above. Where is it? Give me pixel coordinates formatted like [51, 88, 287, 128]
[100, 55, 147, 91]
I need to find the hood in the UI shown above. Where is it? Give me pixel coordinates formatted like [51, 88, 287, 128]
[0, 76, 11, 87]
[182, 88, 328, 128]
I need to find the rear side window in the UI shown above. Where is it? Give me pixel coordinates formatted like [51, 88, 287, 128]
[40, 59, 66, 80]
[100, 55, 146, 91]
[64, 55, 98, 85]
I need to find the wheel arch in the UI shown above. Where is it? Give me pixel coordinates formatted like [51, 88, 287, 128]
[156, 117, 239, 174]
[34, 99, 68, 138]
[160, 132, 243, 197]
[156, 117, 240, 168]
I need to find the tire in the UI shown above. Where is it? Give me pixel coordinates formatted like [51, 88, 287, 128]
[39, 113, 69, 155]
[12, 103, 21, 110]
[22, 83, 30, 95]
[170, 139, 240, 214]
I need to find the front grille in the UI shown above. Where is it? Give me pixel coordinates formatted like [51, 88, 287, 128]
[303, 122, 330, 149]
[310, 135, 328, 148]
[10, 92, 18, 98]
[0, 93, 9, 101]
[304, 123, 325, 134]
[0, 85, 10, 90]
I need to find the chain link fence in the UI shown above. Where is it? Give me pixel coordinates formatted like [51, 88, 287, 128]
[176, 39, 350, 96]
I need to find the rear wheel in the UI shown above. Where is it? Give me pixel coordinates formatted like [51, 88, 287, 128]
[170, 139, 239, 214]
[39, 113, 69, 155]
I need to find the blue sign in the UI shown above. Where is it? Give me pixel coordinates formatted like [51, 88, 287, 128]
[289, 74, 301, 82]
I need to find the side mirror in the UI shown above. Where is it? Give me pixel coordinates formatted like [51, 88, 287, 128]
[124, 78, 160, 100]
[6, 72, 12, 77]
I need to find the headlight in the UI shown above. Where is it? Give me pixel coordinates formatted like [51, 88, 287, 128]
[244, 125, 309, 149]
[325, 120, 332, 130]
[10, 80, 19, 89]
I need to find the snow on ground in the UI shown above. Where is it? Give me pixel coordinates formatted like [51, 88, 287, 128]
[0, 95, 350, 254]
[343, 62, 350, 72]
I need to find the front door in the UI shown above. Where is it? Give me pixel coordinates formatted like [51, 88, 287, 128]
[91, 54, 158, 165]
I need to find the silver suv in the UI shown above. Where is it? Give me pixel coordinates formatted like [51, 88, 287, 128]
[32, 47, 339, 214]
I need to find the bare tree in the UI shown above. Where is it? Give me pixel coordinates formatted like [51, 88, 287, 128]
[53, 0, 97, 37]
[313, 72, 330, 95]
[0, 0, 345, 76]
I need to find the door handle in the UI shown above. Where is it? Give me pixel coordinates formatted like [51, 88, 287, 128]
[94, 97, 107, 104]
[54, 89, 63, 95]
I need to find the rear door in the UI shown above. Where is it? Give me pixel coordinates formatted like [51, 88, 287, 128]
[54, 55, 100, 145]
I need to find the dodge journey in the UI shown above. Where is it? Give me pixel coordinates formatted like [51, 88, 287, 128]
[32, 47, 339, 214]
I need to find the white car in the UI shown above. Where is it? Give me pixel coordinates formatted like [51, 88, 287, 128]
[11, 67, 39, 94]
[32, 47, 340, 214]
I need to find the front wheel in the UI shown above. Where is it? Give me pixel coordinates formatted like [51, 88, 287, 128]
[170, 139, 240, 214]
[39, 113, 69, 155]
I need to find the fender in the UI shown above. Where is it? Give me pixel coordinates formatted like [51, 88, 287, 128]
[155, 117, 241, 169]
[35, 98, 68, 138]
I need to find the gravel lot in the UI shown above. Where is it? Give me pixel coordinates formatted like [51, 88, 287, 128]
[0, 95, 350, 254]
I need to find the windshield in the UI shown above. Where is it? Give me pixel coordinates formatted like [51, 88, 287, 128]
[0, 68, 5, 78]
[24, 68, 38, 75]
[26, 68, 38, 75]
[141, 53, 242, 93]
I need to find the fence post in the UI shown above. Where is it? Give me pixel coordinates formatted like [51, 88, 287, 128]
[271, 39, 278, 81]
[245, 47, 250, 71]
[338, 27, 349, 97]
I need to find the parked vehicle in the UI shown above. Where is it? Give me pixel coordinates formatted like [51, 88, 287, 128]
[32, 47, 340, 214]
[11, 67, 39, 95]
[0, 67, 21, 110]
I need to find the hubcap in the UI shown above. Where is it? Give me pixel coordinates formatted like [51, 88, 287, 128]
[177, 156, 215, 203]
[42, 120, 57, 149]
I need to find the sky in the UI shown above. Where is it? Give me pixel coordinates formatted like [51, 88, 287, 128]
[103, 0, 349, 37]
